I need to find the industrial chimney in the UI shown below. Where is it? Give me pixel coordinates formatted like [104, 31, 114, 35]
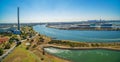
[17, 7, 20, 30]
[13, 7, 21, 34]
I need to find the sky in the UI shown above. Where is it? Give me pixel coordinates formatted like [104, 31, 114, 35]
[0, 0, 120, 23]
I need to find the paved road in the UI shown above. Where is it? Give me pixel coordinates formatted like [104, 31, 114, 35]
[0, 45, 16, 62]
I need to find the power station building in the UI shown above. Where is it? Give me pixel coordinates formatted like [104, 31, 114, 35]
[0, 7, 21, 34]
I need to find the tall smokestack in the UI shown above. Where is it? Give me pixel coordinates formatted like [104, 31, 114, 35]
[17, 7, 20, 30]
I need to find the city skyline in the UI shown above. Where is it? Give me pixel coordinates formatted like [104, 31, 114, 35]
[0, 0, 120, 23]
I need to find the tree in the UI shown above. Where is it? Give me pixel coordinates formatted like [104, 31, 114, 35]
[39, 37, 44, 42]
[4, 43, 11, 49]
[9, 37, 14, 44]
[0, 48, 3, 56]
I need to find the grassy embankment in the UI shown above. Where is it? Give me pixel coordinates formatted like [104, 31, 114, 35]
[48, 40, 120, 50]
[2, 43, 40, 62]
[2, 26, 69, 62]
[26, 33, 69, 62]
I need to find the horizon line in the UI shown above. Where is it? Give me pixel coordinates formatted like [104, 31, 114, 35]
[0, 20, 120, 24]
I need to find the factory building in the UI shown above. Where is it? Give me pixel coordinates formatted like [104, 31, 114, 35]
[0, 7, 21, 34]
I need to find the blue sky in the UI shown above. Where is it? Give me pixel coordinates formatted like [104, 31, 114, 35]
[0, 0, 120, 23]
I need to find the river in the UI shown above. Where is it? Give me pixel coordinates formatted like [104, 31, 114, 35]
[33, 25, 120, 62]
[33, 25, 120, 42]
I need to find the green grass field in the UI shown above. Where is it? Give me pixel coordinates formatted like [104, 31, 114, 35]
[2, 44, 41, 62]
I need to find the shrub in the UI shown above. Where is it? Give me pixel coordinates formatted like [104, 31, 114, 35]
[39, 37, 44, 42]
[26, 45, 31, 50]
[0, 48, 3, 56]
[4, 43, 11, 49]
[32, 45, 37, 48]
[9, 38, 14, 44]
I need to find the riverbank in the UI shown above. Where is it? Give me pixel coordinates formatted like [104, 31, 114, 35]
[27, 33, 70, 62]
[43, 44, 120, 51]
[27, 33, 120, 62]
[47, 40, 120, 51]
[47, 24, 120, 31]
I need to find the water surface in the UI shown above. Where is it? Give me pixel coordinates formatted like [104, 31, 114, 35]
[33, 25, 120, 42]
[44, 47, 120, 62]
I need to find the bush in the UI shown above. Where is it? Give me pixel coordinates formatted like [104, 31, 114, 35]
[39, 37, 44, 42]
[32, 45, 37, 48]
[0, 48, 3, 56]
[4, 43, 11, 49]
[26, 45, 30, 50]
[26, 46, 29, 50]
[9, 38, 14, 44]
